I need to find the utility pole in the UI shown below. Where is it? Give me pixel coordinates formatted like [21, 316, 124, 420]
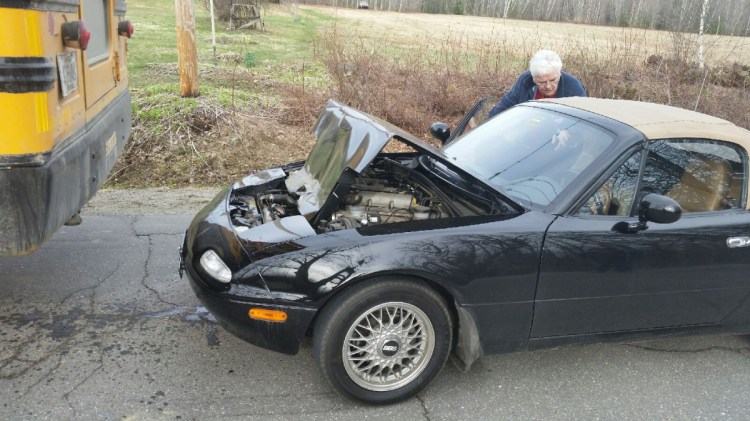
[175, 0, 200, 97]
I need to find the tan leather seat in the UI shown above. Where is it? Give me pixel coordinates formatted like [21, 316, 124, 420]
[667, 154, 731, 212]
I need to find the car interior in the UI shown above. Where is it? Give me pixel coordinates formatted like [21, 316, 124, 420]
[666, 153, 732, 212]
[581, 140, 744, 216]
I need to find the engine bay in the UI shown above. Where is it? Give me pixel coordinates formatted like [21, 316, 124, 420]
[228, 157, 452, 233]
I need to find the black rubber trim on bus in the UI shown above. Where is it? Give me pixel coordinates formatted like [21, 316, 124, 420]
[0, 57, 55, 93]
[0, 152, 51, 167]
[0, 89, 132, 256]
[0, 0, 78, 13]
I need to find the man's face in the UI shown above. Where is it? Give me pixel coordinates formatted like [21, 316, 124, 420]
[533, 71, 561, 97]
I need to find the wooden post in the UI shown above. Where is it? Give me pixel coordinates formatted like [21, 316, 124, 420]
[175, 0, 200, 97]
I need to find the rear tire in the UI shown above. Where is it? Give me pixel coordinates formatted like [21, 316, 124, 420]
[313, 278, 452, 404]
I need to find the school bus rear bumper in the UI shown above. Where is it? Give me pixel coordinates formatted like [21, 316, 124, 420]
[0, 89, 131, 256]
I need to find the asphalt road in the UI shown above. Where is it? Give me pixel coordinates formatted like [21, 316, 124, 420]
[2, 213, 749, 420]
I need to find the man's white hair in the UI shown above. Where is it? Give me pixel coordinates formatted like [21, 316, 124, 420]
[529, 50, 563, 78]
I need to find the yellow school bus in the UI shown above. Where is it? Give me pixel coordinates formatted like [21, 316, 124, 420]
[0, 0, 134, 255]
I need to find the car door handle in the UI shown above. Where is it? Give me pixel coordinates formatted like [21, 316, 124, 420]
[727, 236, 750, 248]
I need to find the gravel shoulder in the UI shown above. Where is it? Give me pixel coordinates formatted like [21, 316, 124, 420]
[82, 187, 223, 215]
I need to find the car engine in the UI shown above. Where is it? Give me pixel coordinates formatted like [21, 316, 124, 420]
[229, 158, 450, 233]
[318, 175, 442, 232]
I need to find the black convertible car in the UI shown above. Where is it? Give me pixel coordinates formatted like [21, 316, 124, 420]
[180, 97, 750, 404]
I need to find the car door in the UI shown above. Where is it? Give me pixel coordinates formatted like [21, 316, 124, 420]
[531, 139, 750, 338]
[444, 97, 497, 145]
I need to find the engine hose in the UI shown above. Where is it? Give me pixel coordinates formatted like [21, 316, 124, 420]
[258, 194, 297, 206]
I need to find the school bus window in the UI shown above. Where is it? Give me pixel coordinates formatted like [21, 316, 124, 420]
[84, 0, 110, 64]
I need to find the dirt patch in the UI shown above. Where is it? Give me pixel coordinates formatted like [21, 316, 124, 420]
[82, 188, 221, 215]
[110, 95, 319, 188]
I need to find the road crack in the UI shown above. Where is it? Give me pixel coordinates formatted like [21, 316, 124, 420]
[416, 393, 431, 421]
[134, 217, 179, 308]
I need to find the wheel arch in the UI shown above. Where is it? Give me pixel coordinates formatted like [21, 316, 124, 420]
[308, 271, 484, 371]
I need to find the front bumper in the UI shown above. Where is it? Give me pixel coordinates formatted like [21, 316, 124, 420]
[180, 189, 318, 355]
[184, 255, 317, 355]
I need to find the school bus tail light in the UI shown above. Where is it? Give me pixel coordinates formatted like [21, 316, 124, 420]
[118, 20, 134, 38]
[61, 21, 91, 50]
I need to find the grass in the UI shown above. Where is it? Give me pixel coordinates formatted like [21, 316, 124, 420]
[309, 7, 750, 129]
[313, 8, 750, 66]
[124, 1, 332, 132]
[115, 2, 750, 188]
[127, 1, 331, 85]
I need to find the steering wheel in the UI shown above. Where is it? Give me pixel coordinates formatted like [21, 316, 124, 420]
[503, 176, 561, 206]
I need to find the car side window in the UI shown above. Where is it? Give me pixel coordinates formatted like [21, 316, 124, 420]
[640, 139, 746, 213]
[578, 152, 642, 216]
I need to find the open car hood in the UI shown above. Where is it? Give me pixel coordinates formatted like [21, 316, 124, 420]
[224, 99, 519, 251]
[285, 99, 456, 216]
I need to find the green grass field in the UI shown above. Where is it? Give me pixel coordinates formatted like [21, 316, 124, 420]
[116, 1, 750, 188]
[127, 1, 332, 87]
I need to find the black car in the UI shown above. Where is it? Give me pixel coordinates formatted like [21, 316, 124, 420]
[180, 97, 750, 404]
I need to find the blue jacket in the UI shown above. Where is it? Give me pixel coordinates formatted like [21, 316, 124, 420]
[488, 70, 586, 118]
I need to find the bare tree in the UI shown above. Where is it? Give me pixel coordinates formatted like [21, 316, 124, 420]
[299, 0, 750, 35]
[698, 0, 709, 69]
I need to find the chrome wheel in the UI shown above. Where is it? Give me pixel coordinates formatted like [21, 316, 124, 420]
[314, 279, 452, 403]
[342, 302, 435, 391]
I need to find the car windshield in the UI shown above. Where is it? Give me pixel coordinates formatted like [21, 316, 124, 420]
[443, 106, 615, 206]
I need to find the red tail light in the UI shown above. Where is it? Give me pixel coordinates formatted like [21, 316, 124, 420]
[61, 21, 91, 50]
[118, 20, 134, 38]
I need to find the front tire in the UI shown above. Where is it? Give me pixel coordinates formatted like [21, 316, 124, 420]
[313, 278, 452, 404]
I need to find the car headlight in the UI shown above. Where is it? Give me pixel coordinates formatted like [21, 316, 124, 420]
[199, 250, 232, 283]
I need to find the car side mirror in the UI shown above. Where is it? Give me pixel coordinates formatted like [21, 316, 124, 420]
[429, 123, 451, 146]
[613, 193, 682, 234]
[639, 193, 682, 224]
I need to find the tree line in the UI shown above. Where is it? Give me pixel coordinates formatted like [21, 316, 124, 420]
[299, 0, 750, 36]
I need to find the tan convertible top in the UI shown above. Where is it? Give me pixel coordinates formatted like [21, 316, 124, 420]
[545, 97, 750, 210]
[544, 97, 750, 150]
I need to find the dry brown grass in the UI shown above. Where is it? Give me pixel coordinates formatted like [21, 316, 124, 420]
[303, 6, 750, 134]
[310, 7, 750, 66]
[109, 79, 316, 188]
[112, 5, 750, 188]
